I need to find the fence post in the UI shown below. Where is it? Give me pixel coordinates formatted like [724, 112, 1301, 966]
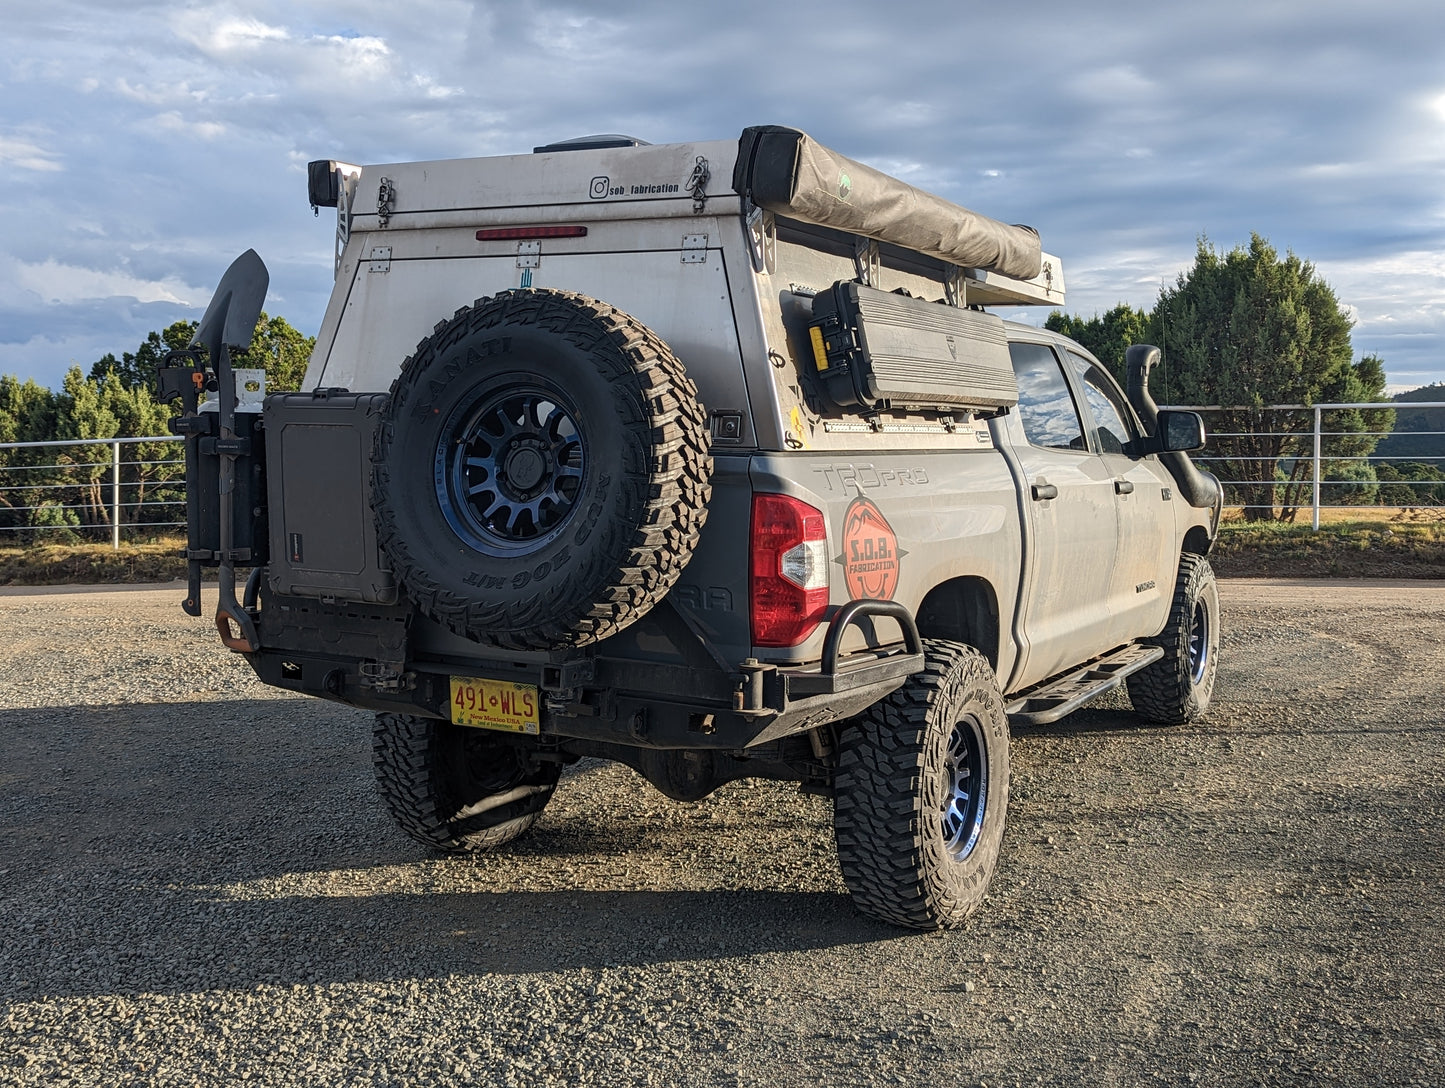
[1312, 406, 1322, 532]
[111, 440, 121, 550]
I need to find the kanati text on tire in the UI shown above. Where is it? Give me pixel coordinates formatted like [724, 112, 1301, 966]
[372, 289, 712, 650]
[833, 641, 1011, 930]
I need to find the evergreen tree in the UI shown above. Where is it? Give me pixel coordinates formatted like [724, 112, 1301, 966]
[1049, 236, 1393, 521]
[0, 377, 60, 536]
[3, 309, 313, 542]
[88, 313, 314, 393]
[1045, 304, 1154, 388]
[89, 321, 196, 390]
[1153, 235, 1392, 520]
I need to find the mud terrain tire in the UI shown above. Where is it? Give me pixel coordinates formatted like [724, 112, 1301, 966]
[373, 289, 712, 650]
[373, 713, 561, 852]
[834, 641, 1011, 930]
[1128, 553, 1220, 724]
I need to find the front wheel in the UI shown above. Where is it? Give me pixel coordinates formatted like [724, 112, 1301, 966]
[372, 713, 561, 852]
[833, 641, 1011, 930]
[1127, 553, 1220, 724]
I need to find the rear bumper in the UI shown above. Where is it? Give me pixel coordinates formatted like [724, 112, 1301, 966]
[248, 597, 925, 751]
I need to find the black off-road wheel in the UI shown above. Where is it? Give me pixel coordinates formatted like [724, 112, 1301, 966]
[372, 713, 561, 852]
[1127, 553, 1220, 724]
[834, 641, 1011, 930]
[372, 289, 711, 650]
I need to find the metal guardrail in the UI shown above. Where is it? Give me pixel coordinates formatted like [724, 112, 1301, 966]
[2, 399, 1442, 545]
[0, 435, 185, 549]
[1161, 401, 1445, 529]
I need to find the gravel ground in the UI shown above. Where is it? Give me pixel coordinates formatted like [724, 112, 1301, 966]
[1, 579, 1442, 1087]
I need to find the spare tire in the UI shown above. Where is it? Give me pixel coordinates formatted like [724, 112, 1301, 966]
[373, 289, 712, 650]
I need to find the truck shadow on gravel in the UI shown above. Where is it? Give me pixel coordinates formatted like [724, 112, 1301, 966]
[0, 700, 895, 1000]
[1, 885, 888, 1002]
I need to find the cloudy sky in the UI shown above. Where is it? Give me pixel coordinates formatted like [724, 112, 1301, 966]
[3, 0, 1443, 392]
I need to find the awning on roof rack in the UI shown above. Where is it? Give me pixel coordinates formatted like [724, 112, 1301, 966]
[733, 126, 1043, 282]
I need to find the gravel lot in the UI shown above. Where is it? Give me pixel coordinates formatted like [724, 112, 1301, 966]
[1, 579, 1442, 1087]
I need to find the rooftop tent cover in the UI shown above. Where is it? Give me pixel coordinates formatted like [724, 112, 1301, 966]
[733, 126, 1043, 282]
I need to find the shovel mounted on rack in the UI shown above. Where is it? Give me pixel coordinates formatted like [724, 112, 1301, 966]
[156, 249, 270, 652]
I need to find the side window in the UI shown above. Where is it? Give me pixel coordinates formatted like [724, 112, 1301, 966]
[1008, 342, 1086, 451]
[1066, 352, 1138, 455]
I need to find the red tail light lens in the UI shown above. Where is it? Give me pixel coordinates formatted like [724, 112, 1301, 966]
[750, 493, 829, 647]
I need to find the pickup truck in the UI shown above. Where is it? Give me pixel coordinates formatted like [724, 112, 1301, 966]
[161, 125, 1222, 930]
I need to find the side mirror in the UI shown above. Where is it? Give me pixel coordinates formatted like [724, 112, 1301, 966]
[1158, 409, 1206, 452]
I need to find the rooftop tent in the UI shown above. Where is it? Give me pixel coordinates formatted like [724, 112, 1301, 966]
[733, 125, 1043, 282]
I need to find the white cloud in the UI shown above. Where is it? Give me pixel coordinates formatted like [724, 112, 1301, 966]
[1071, 64, 1158, 103]
[0, 135, 63, 172]
[314, 33, 390, 68]
[177, 13, 291, 55]
[1061, 245, 1188, 311]
[1317, 250, 1445, 311]
[14, 259, 210, 308]
[868, 100, 936, 128]
[152, 112, 228, 140]
[1297, 162, 1365, 178]
[114, 78, 210, 107]
[526, 13, 622, 59]
[412, 74, 462, 99]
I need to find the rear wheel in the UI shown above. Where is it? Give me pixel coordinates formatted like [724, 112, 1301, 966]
[1128, 553, 1220, 724]
[834, 641, 1011, 930]
[372, 713, 560, 852]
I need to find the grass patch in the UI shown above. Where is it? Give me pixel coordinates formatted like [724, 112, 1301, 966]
[1211, 519, 1445, 579]
[0, 538, 193, 586]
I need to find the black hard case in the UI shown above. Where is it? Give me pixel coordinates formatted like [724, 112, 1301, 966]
[263, 390, 397, 604]
[810, 282, 1020, 412]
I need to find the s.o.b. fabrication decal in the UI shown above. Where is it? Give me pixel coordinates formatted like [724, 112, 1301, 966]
[839, 496, 903, 600]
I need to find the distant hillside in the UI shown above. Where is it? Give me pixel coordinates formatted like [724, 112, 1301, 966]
[1377, 383, 1445, 463]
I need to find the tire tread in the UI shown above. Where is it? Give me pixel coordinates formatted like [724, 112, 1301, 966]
[372, 290, 712, 649]
[834, 641, 1009, 930]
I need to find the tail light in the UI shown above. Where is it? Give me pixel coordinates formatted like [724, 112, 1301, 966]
[750, 493, 829, 647]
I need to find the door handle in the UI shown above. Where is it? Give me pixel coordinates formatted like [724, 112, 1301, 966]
[1031, 482, 1058, 501]
[1114, 479, 1135, 495]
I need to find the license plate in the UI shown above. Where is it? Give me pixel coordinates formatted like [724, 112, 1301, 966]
[448, 676, 540, 734]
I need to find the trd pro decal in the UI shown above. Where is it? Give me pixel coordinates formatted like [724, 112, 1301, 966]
[839, 496, 901, 600]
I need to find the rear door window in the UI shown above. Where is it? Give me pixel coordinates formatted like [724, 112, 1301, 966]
[1007, 342, 1086, 451]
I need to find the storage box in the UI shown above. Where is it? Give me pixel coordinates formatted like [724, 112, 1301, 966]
[263, 390, 397, 604]
[809, 282, 1020, 412]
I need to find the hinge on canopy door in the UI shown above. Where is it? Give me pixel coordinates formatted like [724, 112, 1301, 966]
[681, 233, 709, 264]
